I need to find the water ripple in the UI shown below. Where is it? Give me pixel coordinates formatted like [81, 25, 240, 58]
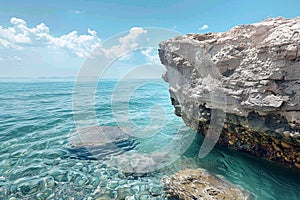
[0, 80, 299, 199]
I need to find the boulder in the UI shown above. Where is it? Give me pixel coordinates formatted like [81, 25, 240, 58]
[161, 168, 250, 199]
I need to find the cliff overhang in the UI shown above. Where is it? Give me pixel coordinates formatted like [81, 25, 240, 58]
[159, 17, 300, 170]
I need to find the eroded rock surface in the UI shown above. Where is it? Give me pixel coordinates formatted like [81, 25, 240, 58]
[159, 17, 300, 170]
[161, 168, 250, 200]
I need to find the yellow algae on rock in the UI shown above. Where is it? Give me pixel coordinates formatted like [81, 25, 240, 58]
[161, 168, 250, 200]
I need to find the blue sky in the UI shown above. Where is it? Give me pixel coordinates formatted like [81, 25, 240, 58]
[0, 0, 299, 77]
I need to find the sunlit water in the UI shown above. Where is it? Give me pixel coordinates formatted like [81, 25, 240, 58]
[0, 79, 299, 200]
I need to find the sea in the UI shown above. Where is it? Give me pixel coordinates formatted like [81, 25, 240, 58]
[0, 78, 299, 200]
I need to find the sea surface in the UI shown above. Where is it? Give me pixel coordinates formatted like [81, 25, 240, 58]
[0, 78, 299, 200]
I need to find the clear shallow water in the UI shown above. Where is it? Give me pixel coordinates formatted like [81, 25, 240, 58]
[0, 79, 299, 200]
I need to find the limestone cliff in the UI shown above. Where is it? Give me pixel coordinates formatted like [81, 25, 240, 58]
[158, 17, 300, 170]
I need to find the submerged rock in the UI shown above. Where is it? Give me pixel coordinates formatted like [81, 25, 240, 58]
[68, 126, 133, 147]
[68, 126, 137, 160]
[159, 17, 300, 170]
[161, 168, 250, 200]
[107, 152, 171, 176]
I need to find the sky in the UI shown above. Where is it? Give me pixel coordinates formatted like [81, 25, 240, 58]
[0, 0, 299, 78]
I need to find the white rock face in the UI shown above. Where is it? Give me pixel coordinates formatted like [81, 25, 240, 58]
[159, 17, 300, 131]
[159, 17, 300, 169]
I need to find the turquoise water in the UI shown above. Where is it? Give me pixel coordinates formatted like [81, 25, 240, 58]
[0, 79, 299, 199]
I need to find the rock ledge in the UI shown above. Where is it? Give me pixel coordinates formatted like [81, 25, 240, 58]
[159, 17, 300, 170]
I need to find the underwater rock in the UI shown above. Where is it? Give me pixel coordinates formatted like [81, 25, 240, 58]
[159, 17, 300, 170]
[161, 168, 250, 200]
[107, 152, 170, 176]
[68, 126, 132, 147]
[68, 126, 137, 160]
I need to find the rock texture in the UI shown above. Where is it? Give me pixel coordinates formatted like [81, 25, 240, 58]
[68, 126, 132, 148]
[159, 17, 300, 170]
[161, 168, 249, 200]
[68, 126, 137, 160]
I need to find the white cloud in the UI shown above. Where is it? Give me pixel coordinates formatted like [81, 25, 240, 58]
[49, 28, 101, 57]
[141, 47, 160, 64]
[74, 10, 85, 14]
[0, 17, 160, 77]
[199, 24, 209, 30]
[13, 55, 22, 61]
[0, 17, 101, 57]
[0, 18, 152, 60]
[101, 27, 148, 59]
[0, 55, 22, 62]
